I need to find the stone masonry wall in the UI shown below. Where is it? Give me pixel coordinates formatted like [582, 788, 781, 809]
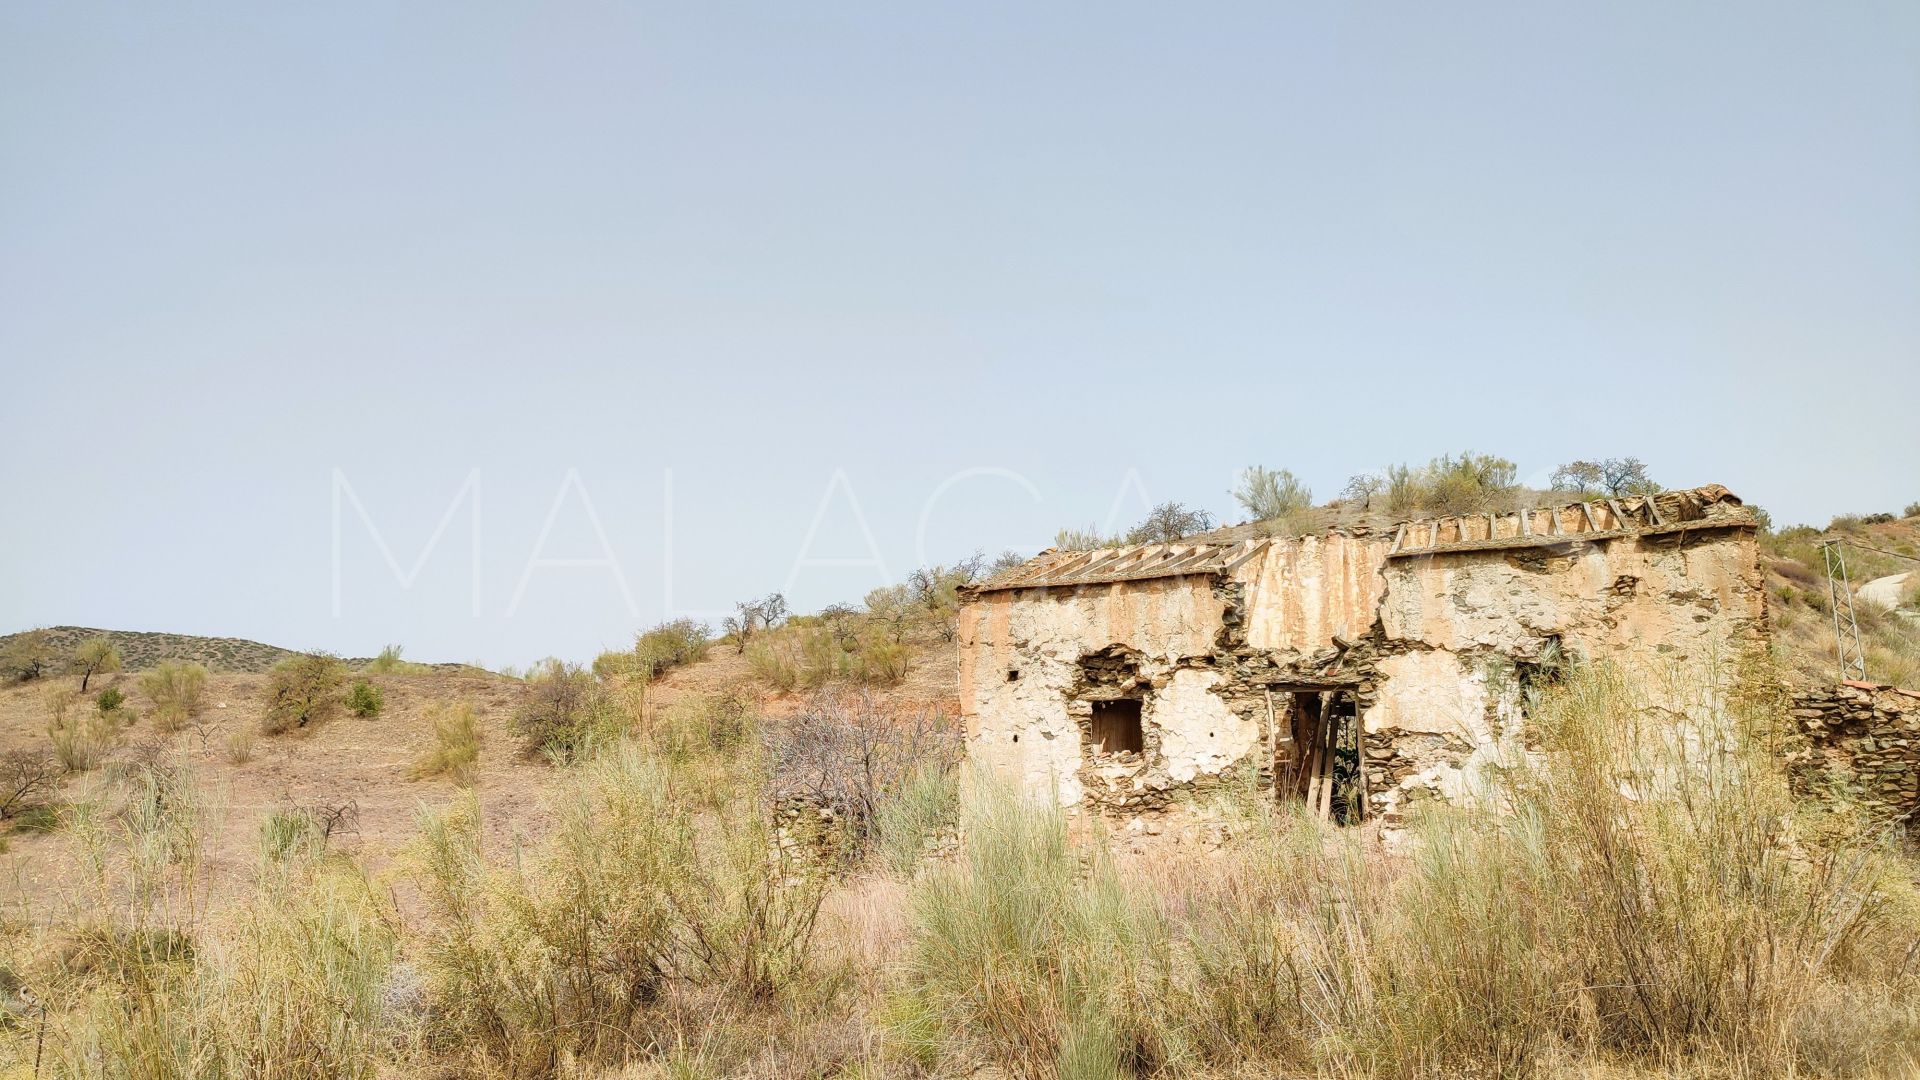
[1789, 681, 1920, 827]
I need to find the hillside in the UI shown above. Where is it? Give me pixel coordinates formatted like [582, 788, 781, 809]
[1763, 513, 1920, 687]
[0, 625, 479, 675]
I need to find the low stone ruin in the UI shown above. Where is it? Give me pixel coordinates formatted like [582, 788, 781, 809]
[957, 485, 1769, 822]
[1790, 680, 1920, 827]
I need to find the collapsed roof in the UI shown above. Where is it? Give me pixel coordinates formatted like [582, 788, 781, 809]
[966, 484, 1753, 594]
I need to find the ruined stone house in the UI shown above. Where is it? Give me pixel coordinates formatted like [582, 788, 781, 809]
[956, 484, 1767, 821]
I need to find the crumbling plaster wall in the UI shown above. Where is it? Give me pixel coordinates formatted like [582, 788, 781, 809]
[1235, 533, 1389, 655]
[958, 577, 1240, 806]
[1360, 527, 1767, 818]
[961, 521, 1765, 814]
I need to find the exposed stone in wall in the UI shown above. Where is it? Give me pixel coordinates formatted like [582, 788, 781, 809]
[1363, 729, 1478, 825]
[1788, 682, 1920, 828]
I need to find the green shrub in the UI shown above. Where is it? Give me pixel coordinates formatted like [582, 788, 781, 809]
[344, 680, 383, 718]
[58, 809, 394, 1080]
[633, 617, 711, 677]
[1233, 466, 1313, 522]
[261, 653, 349, 735]
[851, 634, 910, 686]
[1385, 451, 1519, 516]
[652, 688, 758, 768]
[140, 661, 207, 732]
[511, 658, 627, 762]
[225, 726, 256, 765]
[94, 687, 125, 715]
[591, 647, 641, 679]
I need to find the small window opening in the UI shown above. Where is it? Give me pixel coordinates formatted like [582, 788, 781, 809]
[1090, 699, 1144, 755]
[1007, 668, 1021, 682]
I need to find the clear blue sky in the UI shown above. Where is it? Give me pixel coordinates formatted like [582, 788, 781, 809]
[3, 2, 1916, 667]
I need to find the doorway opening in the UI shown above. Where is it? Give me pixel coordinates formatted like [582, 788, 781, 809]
[1272, 688, 1363, 823]
[1089, 698, 1144, 755]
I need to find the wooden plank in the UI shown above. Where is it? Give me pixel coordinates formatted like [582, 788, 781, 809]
[1385, 529, 1626, 560]
[1316, 708, 1336, 821]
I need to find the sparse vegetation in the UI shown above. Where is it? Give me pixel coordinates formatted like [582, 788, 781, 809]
[764, 690, 959, 862]
[261, 652, 349, 734]
[2, 649, 1915, 1080]
[1053, 524, 1119, 551]
[344, 678, 383, 718]
[413, 701, 482, 785]
[1550, 455, 1662, 497]
[49, 690, 117, 771]
[140, 659, 207, 732]
[362, 643, 428, 674]
[725, 592, 789, 651]
[599, 617, 714, 680]
[69, 634, 121, 692]
[1126, 501, 1215, 544]
[1366, 450, 1521, 516]
[747, 624, 913, 690]
[1, 627, 58, 682]
[1762, 517, 1920, 686]
[1055, 502, 1217, 552]
[1233, 465, 1313, 522]
[0, 748, 61, 819]
[225, 726, 255, 764]
[892, 664, 1920, 1079]
[511, 658, 627, 762]
[94, 686, 125, 715]
[411, 741, 830, 1074]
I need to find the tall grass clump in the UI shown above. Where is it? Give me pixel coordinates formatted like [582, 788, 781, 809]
[410, 742, 829, 1075]
[874, 764, 959, 873]
[362, 644, 429, 674]
[413, 701, 482, 785]
[140, 660, 207, 732]
[1326, 662, 1920, 1077]
[56, 775, 395, 1080]
[47, 686, 117, 772]
[899, 777, 1174, 1078]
